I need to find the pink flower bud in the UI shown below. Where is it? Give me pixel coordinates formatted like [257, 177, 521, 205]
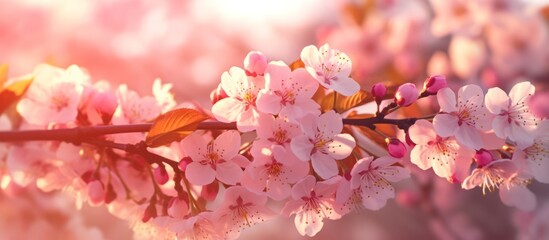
[201, 182, 219, 201]
[87, 180, 106, 206]
[244, 51, 268, 77]
[153, 166, 169, 185]
[387, 138, 407, 158]
[423, 75, 447, 94]
[87, 91, 118, 124]
[474, 149, 493, 168]
[210, 83, 228, 105]
[178, 157, 193, 172]
[371, 83, 387, 104]
[167, 197, 190, 219]
[142, 203, 157, 223]
[395, 83, 419, 107]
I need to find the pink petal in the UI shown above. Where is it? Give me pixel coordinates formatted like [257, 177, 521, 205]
[509, 123, 534, 147]
[214, 130, 241, 160]
[264, 61, 291, 91]
[300, 45, 321, 69]
[329, 76, 360, 97]
[180, 132, 207, 162]
[410, 145, 432, 170]
[528, 157, 549, 184]
[327, 134, 355, 160]
[409, 119, 437, 145]
[499, 185, 536, 211]
[256, 90, 282, 114]
[186, 162, 216, 186]
[291, 175, 316, 200]
[311, 152, 338, 179]
[279, 100, 320, 121]
[212, 98, 245, 122]
[485, 87, 510, 114]
[221, 67, 248, 98]
[216, 162, 243, 185]
[298, 113, 319, 138]
[266, 179, 291, 201]
[461, 170, 483, 190]
[318, 110, 343, 137]
[433, 114, 458, 137]
[455, 124, 483, 150]
[437, 87, 457, 113]
[236, 107, 260, 132]
[290, 135, 314, 161]
[291, 68, 318, 99]
[295, 210, 324, 237]
[509, 82, 535, 106]
[360, 190, 389, 211]
[458, 84, 484, 107]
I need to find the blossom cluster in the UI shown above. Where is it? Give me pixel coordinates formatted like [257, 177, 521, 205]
[0, 42, 547, 240]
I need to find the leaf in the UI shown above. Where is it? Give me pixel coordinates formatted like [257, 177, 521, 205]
[289, 59, 305, 71]
[320, 90, 370, 113]
[0, 75, 34, 114]
[145, 108, 209, 148]
[0, 64, 7, 91]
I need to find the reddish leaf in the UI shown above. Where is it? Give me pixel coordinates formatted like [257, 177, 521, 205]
[320, 90, 370, 113]
[145, 108, 209, 148]
[289, 59, 305, 71]
[0, 75, 33, 114]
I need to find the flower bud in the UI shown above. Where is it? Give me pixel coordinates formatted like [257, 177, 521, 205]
[201, 182, 219, 201]
[395, 83, 419, 107]
[244, 51, 268, 77]
[210, 83, 228, 105]
[167, 197, 190, 219]
[371, 83, 387, 104]
[387, 138, 407, 158]
[153, 166, 169, 185]
[178, 157, 193, 172]
[88, 91, 118, 124]
[474, 149, 493, 168]
[87, 180, 106, 206]
[105, 183, 117, 204]
[423, 75, 447, 95]
[405, 132, 416, 147]
[396, 189, 421, 208]
[142, 203, 157, 223]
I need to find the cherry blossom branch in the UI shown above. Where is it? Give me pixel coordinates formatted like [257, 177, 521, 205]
[0, 122, 236, 142]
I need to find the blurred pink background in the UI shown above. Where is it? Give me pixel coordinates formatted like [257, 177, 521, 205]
[2, 0, 549, 239]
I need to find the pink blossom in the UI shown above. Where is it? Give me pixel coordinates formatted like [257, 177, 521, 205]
[242, 146, 309, 201]
[216, 186, 276, 239]
[348, 156, 410, 210]
[433, 85, 492, 150]
[212, 67, 263, 132]
[169, 212, 222, 240]
[512, 120, 549, 183]
[281, 175, 341, 237]
[87, 180, 106, 206]
[300, 44, 360, 96]
[16, 64, 89, 126]
[409, 119, 474, 179]
[290, 111, 356, 179]
[251, 114, 302, 158]
[256, 61, 320, 121]
[180, 130, 246, 186]
[461, 159, 517, 194]
[485, 81, 539, 146]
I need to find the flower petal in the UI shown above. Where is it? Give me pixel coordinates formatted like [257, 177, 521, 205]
[485, 87, 510, 114]
[311, 152, 338, 179]
[433, 114, 458, 137]
[291, 135, 314, 161]
[327, 134, 356, 160]
[437, 87, 457, 113]
[216, 161, 243, 185]
[186, 162, 216, 186]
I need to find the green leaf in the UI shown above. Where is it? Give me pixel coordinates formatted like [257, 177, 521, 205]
[145, 108, 209, 148]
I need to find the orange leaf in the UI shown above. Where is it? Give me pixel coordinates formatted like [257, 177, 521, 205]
[0, 64, 7, 91]
[145, 108, 209, 148]
[320, 90, 370, 113]
[289, 59, 305, 71]
[0, 75, 34, 114]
